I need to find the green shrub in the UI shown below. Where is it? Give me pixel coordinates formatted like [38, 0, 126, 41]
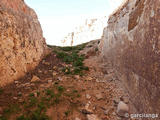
[63, 56, 73, 63]
[16, 115, 29, 120]
[30, 109, 49, 120]
[27, 97, 38, 108]
[73, 60, 83, 67]
[37, 102, 46, 111]
[60, 46, 73, 51]
[82, 66, 89, 71]
[56, 51, 68, 59]
[53, 43, 89, 75]
[73, 67, 81, 74]
[57, 86, 64, 93]
[0, 116, 7, 120]
[45, 89, 55, 98]
[64, 110, 71, 116]
[29, 93, 34, 97]
[0, 88, 3, 95]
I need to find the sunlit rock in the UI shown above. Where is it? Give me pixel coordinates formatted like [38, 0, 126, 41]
[0, 0, 48, 86]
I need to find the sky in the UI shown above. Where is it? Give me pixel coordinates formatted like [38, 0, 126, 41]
[25, 0, 124, 45]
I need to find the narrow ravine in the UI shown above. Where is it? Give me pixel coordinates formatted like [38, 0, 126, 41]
[0, 40, 132, 120]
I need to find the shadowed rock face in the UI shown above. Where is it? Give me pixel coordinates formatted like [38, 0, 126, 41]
[0, 0, 47, 86]
[100, 0, 160, 113]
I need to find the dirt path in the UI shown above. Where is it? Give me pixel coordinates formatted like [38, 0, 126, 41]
[0, 40, 132, 120]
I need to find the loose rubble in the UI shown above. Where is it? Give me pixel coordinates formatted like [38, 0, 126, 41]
[117, 101, 129, 117]
[31, 75, 40, 82]
[0, 41, 132, 120]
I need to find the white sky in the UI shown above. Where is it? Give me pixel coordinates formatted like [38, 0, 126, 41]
[25, 0, 124, 45]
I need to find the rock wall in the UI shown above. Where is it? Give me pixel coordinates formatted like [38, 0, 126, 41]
[100, 0, 160, 114]
[62, 16, 108, 46]
[0, 0, 47, 86]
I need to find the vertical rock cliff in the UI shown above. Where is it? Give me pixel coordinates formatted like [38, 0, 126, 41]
[100, 0, 160, 113]
[0, 0, 47, 86]
[62, 16, 108, 46]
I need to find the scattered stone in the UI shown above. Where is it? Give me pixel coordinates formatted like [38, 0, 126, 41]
[81, 109, 93, 114]
[75, 75, 80, 79]
[96, 79, 106, 83]
[100, 106, 106, 110]
[86, 77, 93, 81]
[41, 83, 50, 88]
[34, 92, 38, 97]
[104, 73, 114, 81]
[18, 99, 23, 103]
[40, 85, 44, 88]
[121, 96, 129, 104]
[44, 70, 48, 74]
[107, 69, 114, 74]
[45, 62, 50, 65]
[25, 87, 31, 90]
[95, 92, 103, 100]
[117, 117, 122, 120]
[86, 94, 91, 99]
[42, 60, 45, 64]
[112, 77, 117, 81]
[112, 112, 116, 116]
[42, 60, 50, 65]
[18, 84, 25, 88]
[14, 81, 19, 84]
[53, 66, 57, 70]
[38, 69, 42, 73]
[40, 84, 45, 88]
[87, 114, 100, 120]
[17, 84, 23, 88]
[15, 83, 19, 87]
[93, 106, 96, 110]
[31, 75, 40, 82]
[66, 89, 70, 92]
[30, 83, 35, 86]
[57, 77, 62, 81]
[75, 117, 81, 120]
[24, 83, 30, 87]
[48, 80, 52, 83]
[104, 109, 109, 115]
[13, 97, 18, 100]
[117, 101, 129, 117]
[18, 92, 22, 96]
[85, 103, 90, 109]
[53, 72, 58, 76]
[113, 98, 120, 105]
[96, 79, 100, 83]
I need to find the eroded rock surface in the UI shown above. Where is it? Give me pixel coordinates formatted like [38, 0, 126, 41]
[100, 0, 160, 114]
[0, 0, 47, 86]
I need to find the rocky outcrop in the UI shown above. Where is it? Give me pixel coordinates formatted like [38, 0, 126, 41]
[0, 0, 47, 86]
[100, 0, 160, 114]
[62, 16, 108, 46]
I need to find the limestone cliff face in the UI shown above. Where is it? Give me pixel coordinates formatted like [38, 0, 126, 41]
[62, 16, 108, 46]
[0, 0, 47, 86]
[100, 0, 160, 113]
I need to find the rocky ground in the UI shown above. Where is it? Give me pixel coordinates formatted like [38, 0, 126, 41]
[0, 40, 133, 120]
